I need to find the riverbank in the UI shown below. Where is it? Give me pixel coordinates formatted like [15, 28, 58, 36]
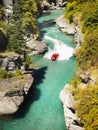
[55, 13, 84, 130]
[55, 14, 83, 44]
[60, 85, 83, 130]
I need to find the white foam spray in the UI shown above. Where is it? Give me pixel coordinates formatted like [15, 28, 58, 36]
[44, 35, 74, 61]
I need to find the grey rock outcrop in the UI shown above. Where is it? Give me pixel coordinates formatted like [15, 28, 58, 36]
[56, 0, 64, 6]
[41, 0, 66, 10]
[56, 15, 75, 35]
[59, 84, 84, 130]
[41, 0, 51, 10]
[55, 14, 84, 56]
[0, 52, 22, 71]
[55, 15, 84, 44]
[26, 39, 48, 55]
[0, 74, 33, 115]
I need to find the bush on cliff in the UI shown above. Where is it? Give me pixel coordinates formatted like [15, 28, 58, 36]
[81, 1, 98, 33]
[64, 1, 78, 23]
[0, 68, 14, 79]
[0, 5, 4, 20]
[76, 32, 98, 69]
[73, 84, 98, 130]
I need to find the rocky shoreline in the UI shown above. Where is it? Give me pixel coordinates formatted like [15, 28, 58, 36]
[0, 38, 48, 115]
[55, 14, 83, 44]
[55, 15, 75, 35]
[55, 15, 84, 130]
[26, 39, 48, 55]
[59, 85, 83, 130]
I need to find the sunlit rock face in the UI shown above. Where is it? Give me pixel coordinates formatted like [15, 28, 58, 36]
[42, 0, 64, 9]
[56, 0, 63, 6]
[0, 74, 34, 115]
[3, 0, 13, 23]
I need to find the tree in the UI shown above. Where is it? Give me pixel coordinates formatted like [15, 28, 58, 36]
[21, 0, 39, 35]
[7, 0, 41, 53]
[7, 0, 25, 54]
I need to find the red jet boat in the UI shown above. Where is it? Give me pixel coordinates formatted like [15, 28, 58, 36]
[51, 53, 59, 60]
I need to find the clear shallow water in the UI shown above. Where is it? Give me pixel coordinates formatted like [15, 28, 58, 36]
[0, 10, 76, 130]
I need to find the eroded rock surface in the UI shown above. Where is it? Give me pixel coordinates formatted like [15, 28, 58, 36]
[26, 39, 48, 55]
[59, 84, 84, 130]
[0, 74, 34, 115]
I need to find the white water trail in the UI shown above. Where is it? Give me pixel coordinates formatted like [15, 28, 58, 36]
[44, 35, 74, 61]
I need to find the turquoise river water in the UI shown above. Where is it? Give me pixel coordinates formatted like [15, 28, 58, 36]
[0, 10, 76, 130]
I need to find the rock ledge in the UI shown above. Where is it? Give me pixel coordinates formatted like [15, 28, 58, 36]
[0, 74, 34, 115]
[59, 84, 84, 130]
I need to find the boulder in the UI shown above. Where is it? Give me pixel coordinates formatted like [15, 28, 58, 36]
[55, 15, 75, 35]
[0, 74, 34, 115]
[26, 39, 48, 55]
[41, 0, 51, 10]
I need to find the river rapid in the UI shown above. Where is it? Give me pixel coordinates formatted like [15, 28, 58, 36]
[0, 9, 76, 130]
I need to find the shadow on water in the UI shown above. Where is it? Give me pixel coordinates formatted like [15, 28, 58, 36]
[38, 19, 56, 41]
[38, 19, 56, 29]
[14, 66, 47, 119]
[40, 11, 51, 16]
[38, 30, 47, 41]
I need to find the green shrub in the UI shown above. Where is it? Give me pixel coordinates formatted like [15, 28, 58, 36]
[76, 33, 98, 68]
[0, 68, 14, 79]
[64, 1, 78, 22]
[81, 2, 98, 33]
[15, 67, 23, 79]
[0, 6, 4, 20]
[74, 85, 98, 130]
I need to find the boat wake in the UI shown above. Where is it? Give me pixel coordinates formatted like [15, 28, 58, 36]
[43, 35, 74, 61]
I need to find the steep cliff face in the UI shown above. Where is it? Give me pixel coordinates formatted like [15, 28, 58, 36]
[60, 85, 84, 130]
[0, 74, 34, 115]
